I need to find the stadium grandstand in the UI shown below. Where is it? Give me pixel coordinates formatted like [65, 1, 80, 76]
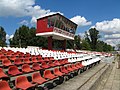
[0, 13, 112, 90]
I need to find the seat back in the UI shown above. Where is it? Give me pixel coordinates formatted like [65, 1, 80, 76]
[8, 65, 21, 75]
[14, 59, 23, 65]
[32, 63, 41, 70]
[0, 68, 8, 78]
[0, 80, 12, 90]
[15, 76, 29, 87]
[32, 72, 41, 80]
[2, 59, 12, 66]
[22, 64, 33, 72]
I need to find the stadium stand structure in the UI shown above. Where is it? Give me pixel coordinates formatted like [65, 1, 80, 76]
[0, 47, 106, 90]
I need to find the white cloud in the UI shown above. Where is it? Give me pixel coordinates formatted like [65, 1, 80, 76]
[0, 0, 62, 25]
[70, 16, 92, 27]
[104, 34, 120, 39]
[92, 18, 120, 34]
[19, 20, 29, 25]
[78, 33, 85, 39]
[6, 34, 14, 40]
[6, 34, 14, 44]
[104, 39, 120, 46]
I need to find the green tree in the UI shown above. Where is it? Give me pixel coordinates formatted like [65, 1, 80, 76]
[10, 25, 48, 48]
[74, 35, 81, 49]
[81, 39, 91, 50]
[85, 28, 100, 51]
[0, 26, 6, 46]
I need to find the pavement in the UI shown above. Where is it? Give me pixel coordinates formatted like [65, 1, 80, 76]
[52, 62, 108, 90]
[51, 56, 120, 90]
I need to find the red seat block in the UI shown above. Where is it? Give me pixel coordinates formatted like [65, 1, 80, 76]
[15, 76, 35, 90]
[32, 72, 47, 84]
[8, 66, 22, 76]
[32, 63, 42, 70]
[44, 70, 57, 80]
[0, 80, 12, 90]
[22, 64, 33, 73]
[0, 68, 8, 79]
[54, 68, 64, 76]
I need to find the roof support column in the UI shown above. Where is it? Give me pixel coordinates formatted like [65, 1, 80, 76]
[48, 36, 53, 50]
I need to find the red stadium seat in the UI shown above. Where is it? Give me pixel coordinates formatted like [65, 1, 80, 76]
[54, 68, 64, 76]
[66, 65, 74, 72]
[48, 61, 56, 67]
[23, 58, 31, 64]
[0, 56, 8, 61]
[0, 80, 12, 90]
[60, 66, 69, 74]
[32, 72, 47, 84]
[22, 64, 33, 73]
[54, 60, 61, 66]
[37, 55, 42, 59]
[49, 57, 54, 61]
[15, 76, 35, 90]
[71, 64, 78, 70]
[2, 59, 12, 66]
[41, 62, 50, 69]
[43, 57, 49, 61]
[14, 58, 23, 65]
[31, 58, 38, 63]
[9, 56, 16, 61]
[8, 66, 22, 76]
[44, 70, 57, 80]
[37, 58, 44, 62]
[32, 63, 42, 70]
[0, 68, 8, 79]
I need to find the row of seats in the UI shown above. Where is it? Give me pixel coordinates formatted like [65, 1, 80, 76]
[0, 58, 69, 67]
[0, 47, 101, 90]
[0, 62, 83, 90]
[0, 61, 82, 77]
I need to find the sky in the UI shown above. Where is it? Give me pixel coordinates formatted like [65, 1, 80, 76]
[0, 0, 120, 46]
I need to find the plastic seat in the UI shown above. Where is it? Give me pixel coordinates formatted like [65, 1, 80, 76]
[14, 58, 23, 65]
[2, 59, 12, 66]
[44, 70, 57, 80]
[54, 68, 64, 76]
[32, 63, 42, 70]
[60, 66, 69, 74]
[31, 58, 38, 63]
[32, 72, 47, 84]
[48, 61, 56, 67]
[9, 55, 16, 61]
[71, 64, 78, 70]
[37, 58, 44, 62]
[49, 57, 54, 61]
[54, 60, 61, 66]
[43, 57, 49, 61]
[22, 64, 33, 73]
[8, 66, 22, 76]
[67, 65, 74, 72]
[0, 56, 8, 61]
[0, 68, 8, 79]
[37, 55, 42, 59]
[41, 62, 50, 69]
[15, 76, 35, 90]
[0, 80, 12, 90]
[23, 58, 31, 64]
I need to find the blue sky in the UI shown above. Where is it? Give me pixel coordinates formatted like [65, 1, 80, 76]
[0, 0, 120, 46]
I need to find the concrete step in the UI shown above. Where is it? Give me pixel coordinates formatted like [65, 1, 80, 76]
[51, 62, 108, 90]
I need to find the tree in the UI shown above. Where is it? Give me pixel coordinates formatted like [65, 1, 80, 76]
[10, 25, 48, 48]
[0, 26, 6, 46]
[74, 35, 81, 49]
[81, 39, 91, 50]
[85, 28, 100, 51]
